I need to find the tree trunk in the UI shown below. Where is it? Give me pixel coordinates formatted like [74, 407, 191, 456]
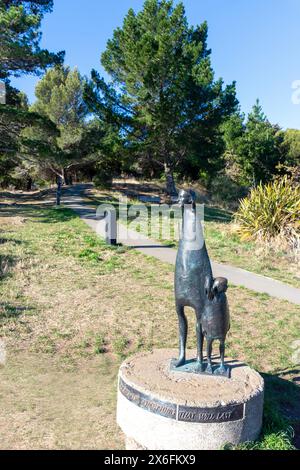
[56, 175, 63, 206]
[26, 177, 33, 192]
[164, 163, 178, 197]
[63, 169, 70, 186]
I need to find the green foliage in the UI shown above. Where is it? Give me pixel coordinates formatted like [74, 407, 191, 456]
[25, 65, 95, 185]
[0, 85, 59, 188]
[228, 429, 294, 450]
[0, 0, 63, 189]
[0, 0, 64, 79]
[112, 334, 129, 358]
[283, 129, 300, 167]
[93, 172, 112, 190]
[227, 374, 297, 450]
[31, 65, 88, 149]
[84, 0, 237, 189]
[32, 66, 87, 129]
[235, 176, 300, 250]
[222, 110, 244, 165]
[78, 248, 101, 263]
[209, 171, 248, 207]
[94, 333, 106, 354]
[223, 101, 285, 186]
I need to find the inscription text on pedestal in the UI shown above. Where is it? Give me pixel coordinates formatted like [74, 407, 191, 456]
[119, 378, 244, 423]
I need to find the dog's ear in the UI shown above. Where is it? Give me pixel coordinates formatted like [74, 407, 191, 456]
[188, 190, 196, 206]
[190, 189, 196, 200]
[204, 276, 214, 300]
[213, 277, 228, 293]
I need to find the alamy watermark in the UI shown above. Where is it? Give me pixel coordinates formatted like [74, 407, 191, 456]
[0, 81, 6, 104]
[95, 196, 205, 251]
[0, 339, 6, 366]
[291, 80, 300, 104]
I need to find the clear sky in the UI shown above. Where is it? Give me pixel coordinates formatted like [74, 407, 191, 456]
[10, 0, 300, 129]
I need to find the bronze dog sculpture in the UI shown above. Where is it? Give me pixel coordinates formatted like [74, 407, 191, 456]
[174, 189, 213, 371]
[174, 189, 230, 376]
[202, 276, 230, 375]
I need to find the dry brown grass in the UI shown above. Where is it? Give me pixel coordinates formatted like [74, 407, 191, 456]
[0, 355, 121, 450]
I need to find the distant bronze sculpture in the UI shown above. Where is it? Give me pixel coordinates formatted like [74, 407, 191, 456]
[174, 189, 230, 376]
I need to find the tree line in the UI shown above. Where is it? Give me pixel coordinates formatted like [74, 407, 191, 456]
[1, 0, 299, 204]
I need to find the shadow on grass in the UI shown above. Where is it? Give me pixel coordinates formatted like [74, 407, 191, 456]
[249, 372, 300, 450]
[0, 303, 35, 320]
[0, 187, 55, 203]
[0, 255, 17, 279]
[225, 371, 299, 450]
[0, 238, 22, 245]
[38, 207, 79, 224]
[0, 204, 79, 224]
[82, 192, 120, 208]
[204, 206, 232, 224]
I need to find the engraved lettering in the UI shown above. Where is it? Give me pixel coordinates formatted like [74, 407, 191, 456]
[119, 378, 244, 423]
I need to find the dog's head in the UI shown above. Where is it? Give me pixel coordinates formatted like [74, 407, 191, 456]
[212, 277, 228, 294]
[176, 189, 196, 208]
[205, 276, 228, 300]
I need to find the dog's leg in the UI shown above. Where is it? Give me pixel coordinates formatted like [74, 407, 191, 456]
[196, 315, 204, 371]
[220, 339, 225, 368]
[215, 339, 227, 375]
[206, 338, 213, 374]
[175, 304, 187, 367]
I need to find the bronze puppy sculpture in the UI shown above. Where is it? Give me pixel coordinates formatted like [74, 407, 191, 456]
[202, 276, 230, 375]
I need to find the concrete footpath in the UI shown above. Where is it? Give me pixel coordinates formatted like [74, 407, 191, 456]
[63, 184, 300, 306]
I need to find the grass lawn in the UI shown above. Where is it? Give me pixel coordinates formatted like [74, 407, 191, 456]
[85, 183, 300, 289]
[0, 194, 299, 449]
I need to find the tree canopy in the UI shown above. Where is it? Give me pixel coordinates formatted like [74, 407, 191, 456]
[29, 66, 89, 183]
[283, 129, 300, 167]
[84, 0, 238, 194]
[0, 0, 64, 79]
[1, 0, 297, 196]
[0, 82, 59, 188]
[223, 100, 286, 186]
[0, 0, 65, 189]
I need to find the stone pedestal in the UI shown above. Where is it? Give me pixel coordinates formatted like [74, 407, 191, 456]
[117, 349, 264, 450]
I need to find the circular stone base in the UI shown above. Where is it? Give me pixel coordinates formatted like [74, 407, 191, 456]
[117, 349, 264, 450]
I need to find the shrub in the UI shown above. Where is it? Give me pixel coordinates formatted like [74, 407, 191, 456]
[235, 176, 300, 253]
[112, 335, 129, 358]
[94, 334, 106, 354]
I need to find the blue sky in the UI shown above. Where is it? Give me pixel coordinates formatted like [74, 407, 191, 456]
[10, 0, 300, 129]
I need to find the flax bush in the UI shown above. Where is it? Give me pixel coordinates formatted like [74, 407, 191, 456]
[235, 176, 300, 254]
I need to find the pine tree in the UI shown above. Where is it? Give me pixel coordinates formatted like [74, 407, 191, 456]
[0, 82, 59, 189]
[84, 0, 237, 194]
[0, 0, 64, 190]
[222, 100, 286, 186]
[30, 65, 90, 203]
[0, 0, 64, 79]
[239, 100, 285, 185]
[282, 129, 300, 167]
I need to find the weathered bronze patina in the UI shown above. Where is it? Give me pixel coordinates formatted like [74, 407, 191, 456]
[174, 189, 230, 377]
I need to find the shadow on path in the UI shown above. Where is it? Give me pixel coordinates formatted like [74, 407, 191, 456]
[0, 303, 35, 320]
